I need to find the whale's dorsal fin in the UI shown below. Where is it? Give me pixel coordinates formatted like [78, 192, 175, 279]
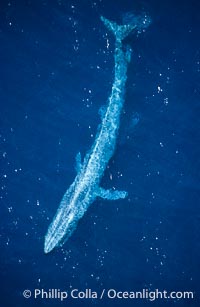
[97, 187, 127, 200]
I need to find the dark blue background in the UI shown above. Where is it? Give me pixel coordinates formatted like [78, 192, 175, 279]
[0, 0, 200, 306]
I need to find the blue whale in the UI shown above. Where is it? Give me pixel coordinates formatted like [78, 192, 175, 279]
[44, 15, 150, 253]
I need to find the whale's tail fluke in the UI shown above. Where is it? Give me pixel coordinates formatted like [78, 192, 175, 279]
[100, 16, 136, 41]
[101, 14, 151, 42]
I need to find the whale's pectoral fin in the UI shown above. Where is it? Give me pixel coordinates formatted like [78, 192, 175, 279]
[98, 105, 106, 120]
[98, 187, 128, 200]
[75, 152, 82, 172]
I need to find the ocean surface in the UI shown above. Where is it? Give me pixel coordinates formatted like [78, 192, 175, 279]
[0, 0, 200, 306]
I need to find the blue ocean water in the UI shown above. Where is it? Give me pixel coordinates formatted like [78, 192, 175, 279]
[0, 0, 200, 306]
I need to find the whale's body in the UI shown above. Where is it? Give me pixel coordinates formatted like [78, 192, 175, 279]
[44, 15, 150, 253]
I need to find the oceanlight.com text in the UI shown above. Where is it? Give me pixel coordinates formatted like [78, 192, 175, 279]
[23, 288, 194, 301]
